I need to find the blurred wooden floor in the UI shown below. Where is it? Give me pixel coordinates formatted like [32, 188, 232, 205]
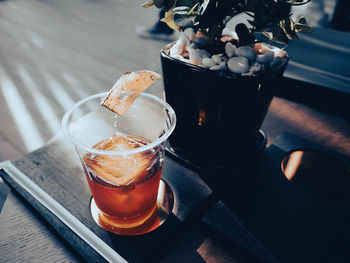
[0, 0, 348, 165]
[0, 0, 178, 161]
[1, 1, 350, 262]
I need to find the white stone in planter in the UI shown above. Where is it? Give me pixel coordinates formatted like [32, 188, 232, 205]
[170, 35, 187, 57]
[256, 51, 274, 64]
[227, 57, 249, 74]
[210, 62, 227, 71]
[189, 50, 202, 65]
[198, 49, 211, 59]
[249, 62, 263, 73]
[212, 54, 222, 64]
[172, 54, 184, 60]
[184, 28, 196, 41]
[225, 42, 236, 58]
[222, 28, 232, 36]
[235, 46, 256, 61]
[189, 49, 210, 65]
[202, 58, 217, 68]
[222, 28, 239, 39]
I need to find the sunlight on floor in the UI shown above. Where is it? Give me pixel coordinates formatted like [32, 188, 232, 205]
[42, 71, 75, 111]
[61, 72, 90, 99]
[17, 66, 61, 135]
[0, 70, 45, 151]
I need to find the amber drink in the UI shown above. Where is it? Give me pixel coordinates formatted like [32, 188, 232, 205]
[62, 92, 176, 235]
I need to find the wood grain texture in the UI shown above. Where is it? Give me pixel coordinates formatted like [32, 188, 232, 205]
[0, 191, 82, 263]
[3, 133, 213, 262]
[1, 0, 350, 262]
[262, 97, 350, 157]
[202, 201, 278, 263]
[0, 138, 22, 162]
[204, 133, 350, 263]
[0, 0, 170, 155]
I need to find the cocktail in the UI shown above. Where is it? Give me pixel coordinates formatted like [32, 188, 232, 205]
[62, 91, 176, 235]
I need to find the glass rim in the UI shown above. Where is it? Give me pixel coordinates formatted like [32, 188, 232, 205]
[61, 92, 176, 155]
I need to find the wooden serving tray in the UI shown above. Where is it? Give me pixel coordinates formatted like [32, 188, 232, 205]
[0, 132, 269, 263]
[201, 132, 350, 263]
[3, 132, 348, 263]
[0, 133, 214, 263]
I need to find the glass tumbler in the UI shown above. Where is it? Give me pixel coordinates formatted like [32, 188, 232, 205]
[62, 92, 176, 235]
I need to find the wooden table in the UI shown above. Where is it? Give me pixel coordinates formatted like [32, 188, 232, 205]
[1, 98, 350, 263]
[1, 0, 350, 262]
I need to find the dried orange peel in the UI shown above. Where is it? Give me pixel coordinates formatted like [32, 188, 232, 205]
[102, 70, 161, 115]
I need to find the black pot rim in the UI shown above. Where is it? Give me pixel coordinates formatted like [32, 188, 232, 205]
[161, 48, 238, 80]
[161, 42, 289, 80]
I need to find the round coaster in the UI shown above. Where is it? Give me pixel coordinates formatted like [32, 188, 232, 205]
[90, 179, 174, 236]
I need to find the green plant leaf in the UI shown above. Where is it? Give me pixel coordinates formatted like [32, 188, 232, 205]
[199, 0, 210, 15]
[176, 0, 198, 8]
[174, 13, 198, 27]
[209, 24, 224, 40]
[164, 0, 176, 9]
[295, 23, 313, 33]
[281, 18, 299, 40]
[245, 12, 255, 18]
[246, 0, 254, 10]
[154, 0, 165, 8]
[280, 0, 311, 5]
[272, 25, 289, 44]
[161, 10, 180, 30]
[263, 31, 273, 40]
[173, 6, 191, 14]
[188, 2, 200, 15]
[144, 0, 313, 45]
[297, 17, 307, 25]
[141, 0, 154, 8]
[295, 17, 312, 32]
[247, 19, 258, 27]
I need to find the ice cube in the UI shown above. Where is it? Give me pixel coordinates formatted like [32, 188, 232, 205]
[84, 135, 155, 186]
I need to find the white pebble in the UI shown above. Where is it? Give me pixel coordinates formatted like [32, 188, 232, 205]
[198, 49, 211, 59]
[227, 57, 249, 74]
[256, 51, 274, 64]
[202, 58, 217, 68]
[222, 28, 232, 36]
[172, 54, 184, 60]
[170, 35, 186, 57]
[189, 49, 203, 65]
[190, 42, 198, 49]
[225, 42, 236, 58]
[211, 54, 222, 64]
[222, 28, 238, 39]
[184, 28, 196, 41]
[250, 62, 263, 73]
[210, 62, 227, 71]
[236, 46, 256, 61]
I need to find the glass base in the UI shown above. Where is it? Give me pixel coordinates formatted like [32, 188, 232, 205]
[90, 179, 174, 236]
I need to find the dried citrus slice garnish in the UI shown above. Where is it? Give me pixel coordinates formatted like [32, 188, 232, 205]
[102, 70, 161, 115]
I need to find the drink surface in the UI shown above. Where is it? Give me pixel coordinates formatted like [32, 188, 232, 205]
[82, 134, 162, 233]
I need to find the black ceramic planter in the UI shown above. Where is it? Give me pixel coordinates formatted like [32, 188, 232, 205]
[161, 46, 289, 169]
